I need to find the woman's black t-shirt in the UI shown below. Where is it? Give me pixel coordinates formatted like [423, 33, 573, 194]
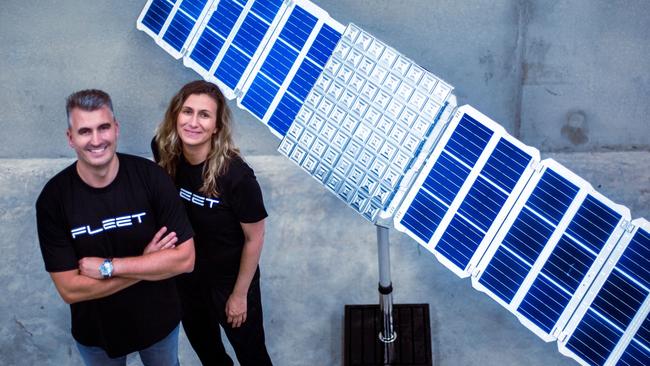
[174, 154, 268, 283]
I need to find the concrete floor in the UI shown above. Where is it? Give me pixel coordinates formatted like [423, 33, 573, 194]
[1, 152, 648, 365]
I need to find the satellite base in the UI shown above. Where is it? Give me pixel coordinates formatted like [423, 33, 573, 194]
[344, 304, 432, 366]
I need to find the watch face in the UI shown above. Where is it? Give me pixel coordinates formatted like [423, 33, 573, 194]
[100, 260, 113, 277]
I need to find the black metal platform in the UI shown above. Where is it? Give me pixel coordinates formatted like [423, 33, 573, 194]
[344, 304, 432, 366]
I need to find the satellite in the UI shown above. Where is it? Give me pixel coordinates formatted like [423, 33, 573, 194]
[137, 1, 649, 365]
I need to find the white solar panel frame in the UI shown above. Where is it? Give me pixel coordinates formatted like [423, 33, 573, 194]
[471, 159, 631, 342]
[136, 0, 214, 59]
[557, 218, 650, 366]
[392, 105, 540, 278]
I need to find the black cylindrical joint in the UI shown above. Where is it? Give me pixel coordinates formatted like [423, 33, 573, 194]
[378, 282, 393, 295]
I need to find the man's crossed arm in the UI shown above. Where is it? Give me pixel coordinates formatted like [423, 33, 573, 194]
[50, 227, 194, 304]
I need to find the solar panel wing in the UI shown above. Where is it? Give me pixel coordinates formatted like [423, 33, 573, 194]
[393, 105, 539, 278]
[278, 24, 455, 222]
[472, 159, 631, 342]
[557, 219, 650, 366]
[137, 5, 650, 365]
[137, 0, 214, 59]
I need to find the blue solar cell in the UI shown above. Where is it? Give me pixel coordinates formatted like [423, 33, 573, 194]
[179, 0, 208, 19]
[502, 208, 555, 265]
[267, 94, 302, 136]
[190, 28, 225, 69]
[306, 24, 341, 67]
[482, 139, 532, 192]
[240, 74, 279, 119]
[527, 169, 579, 226]
[287, 59, 322, 100]
[479, 207, 555, 303]
[436, 215, 484, 269]
[592, 271, 647, 331]
[445, 114, 493, 167]
[457, 177, 507, 232]
[422, 152, 470, 205]
[479, 247, 531, 303]
[141, 0, 174, 35]
[250, 0, 283, 23]
[618, 338, 650, 366]
[565, 195, 621, 254]
[279, 6, 317, 50]
[518, 275, 571, 332]
[540, 235, 595, 294]
[518, 235, 596, 331]
[207, 0, 244, 38]
[215, 47, 250, 89]
[566, 310, 624, 366]
[401, 190, 449, 243]
[232, 14, 269, 56]
[162, 11, 194, 51]
[260, 40, 299, 84]
[618, 228, 650, 289]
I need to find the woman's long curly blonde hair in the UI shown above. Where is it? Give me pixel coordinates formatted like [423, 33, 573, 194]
[154, 80, 239, 197]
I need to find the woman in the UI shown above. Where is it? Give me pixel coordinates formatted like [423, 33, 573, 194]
[153, 80, 273, 366]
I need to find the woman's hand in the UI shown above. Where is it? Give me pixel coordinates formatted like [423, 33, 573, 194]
[225, 292, 248, 328]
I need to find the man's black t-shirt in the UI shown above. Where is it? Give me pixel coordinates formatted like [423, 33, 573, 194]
[173, 154, 267, 283]
[36, 153, 194, 358]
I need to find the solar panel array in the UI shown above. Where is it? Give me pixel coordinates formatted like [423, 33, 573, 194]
[137, 1, 649, 365]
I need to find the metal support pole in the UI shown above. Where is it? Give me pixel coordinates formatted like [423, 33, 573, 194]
[345, 223, 431, 365]
[345, 223, 430, 365]
[377, 225, 397, 343]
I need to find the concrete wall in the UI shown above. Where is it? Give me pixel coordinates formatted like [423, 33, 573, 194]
[1, 0, 648, 159]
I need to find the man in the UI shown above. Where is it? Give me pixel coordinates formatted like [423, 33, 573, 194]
[36, 89, 195, 365]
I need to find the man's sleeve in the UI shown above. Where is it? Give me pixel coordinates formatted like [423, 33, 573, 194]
[149, 165, 194, 244]
[35, 187, 78, 272]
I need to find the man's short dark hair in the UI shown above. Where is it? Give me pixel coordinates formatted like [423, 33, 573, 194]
[65, 89, 114, 127]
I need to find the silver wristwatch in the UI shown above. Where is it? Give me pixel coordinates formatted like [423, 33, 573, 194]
[99, 258, 114, 279]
